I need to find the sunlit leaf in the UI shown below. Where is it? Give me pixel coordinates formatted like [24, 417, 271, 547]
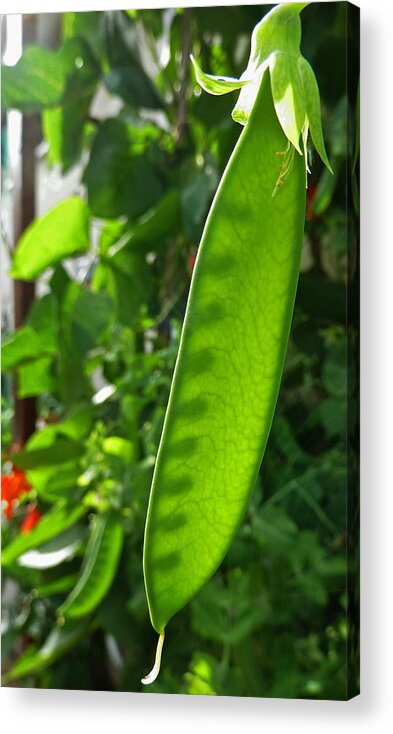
[10, 197, 90, 280]
[17, 357, 55, 398]
[2, 37, 100, 114]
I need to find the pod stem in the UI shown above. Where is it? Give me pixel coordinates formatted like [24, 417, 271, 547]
[141, 632, 165, 686]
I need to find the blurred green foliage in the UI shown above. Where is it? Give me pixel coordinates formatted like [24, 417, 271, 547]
[1, 3, 359, 698]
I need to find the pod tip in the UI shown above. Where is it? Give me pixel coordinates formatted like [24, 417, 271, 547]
[141, 632, 165, 686]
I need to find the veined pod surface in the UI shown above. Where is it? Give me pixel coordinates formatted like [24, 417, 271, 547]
[144, 74, 305, 629]
[142, 2, 331, 681]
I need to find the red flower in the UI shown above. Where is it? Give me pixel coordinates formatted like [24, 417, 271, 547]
[1, 468, 31, 519]
[306, 183, 318, 221]
[20, 505, 42, 535]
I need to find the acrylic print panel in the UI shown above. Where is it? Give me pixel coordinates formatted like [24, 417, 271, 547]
[1, 2, 359, 700]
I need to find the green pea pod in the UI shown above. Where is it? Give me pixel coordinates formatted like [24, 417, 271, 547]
[142, 2, 332, 684]
[58, 513, 123, 620]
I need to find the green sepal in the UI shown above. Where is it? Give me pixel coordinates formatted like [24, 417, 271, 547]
[190, 55, 250, 96]
[192, 2, 332, 174]
[297, 57, 333, 173]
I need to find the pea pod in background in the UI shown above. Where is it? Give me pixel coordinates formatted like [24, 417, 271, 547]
[58, 513, 123, 620]
[142, 2, 332, 684]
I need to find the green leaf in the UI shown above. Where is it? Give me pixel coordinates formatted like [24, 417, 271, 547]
[192, 571, 268, 645]
[17, 357, 55, 398]
[12, 438, 84, 469]
[183, 652, 217, 696]
[105, 68, 162, 110]
[60, 282, 114, 356]
[309, 397, 346, 439]
[312, 163, 339, 215]
[2, 504, 86, 567]
[180, 169, 218, 241]
[2, 37, 100, 114]
[27, 294, 59, 349]
[103, 10, 163, 109]
[63, 11, 104, 52]
[98, 219, 128, 255]
[10, 196, 90, 280]
[58, 514, 124, 619]
[57, 285, 113, 406]
[2, 327, 46, 371]
[2, 295, 58, 372]
[11, 408, 93, 497]
[96, 189, 180, 259]
[127, 189, 181, 253]
[92, 242, 153, 327]
[82, 119, 164, 220]
[251, 506, 298, 557]
[102, 436, 135, 463]
[49, 263, 72, 298]
[322, 340, 350, 398]
[48, 405, 94, 442]
[43, 96, 91, 173]
[2, 620, 89, 682]
[25, 464, 81, 503]
[21, 406, 94, 451]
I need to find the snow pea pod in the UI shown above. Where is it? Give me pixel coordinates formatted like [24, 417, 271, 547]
[58, 513, 123, 620]
[142, 2, 331, 684]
